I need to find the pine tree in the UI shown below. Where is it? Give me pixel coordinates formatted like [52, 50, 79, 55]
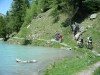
[22, 0, 38, 27]
[5, 11, 13, 36]
[9, 0, 29, 32]
[0, 16, 6, 40]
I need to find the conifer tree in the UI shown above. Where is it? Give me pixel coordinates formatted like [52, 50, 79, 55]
[9, 0, 29, 32]
[0, 16, 6, 40]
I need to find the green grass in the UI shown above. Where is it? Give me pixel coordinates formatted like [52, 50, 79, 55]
[93, 67, 100, 75]
[44, 54, 100, 75]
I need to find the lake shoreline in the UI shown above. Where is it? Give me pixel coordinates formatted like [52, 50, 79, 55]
[0, 41, 76, 75]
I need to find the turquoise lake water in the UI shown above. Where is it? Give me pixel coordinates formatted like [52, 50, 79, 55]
[0, 41, 78, 75]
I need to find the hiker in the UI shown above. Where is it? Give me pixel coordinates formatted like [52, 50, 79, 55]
[87, 36, 92, 45]
[77, 34, 83, 48]
[87, 36, 92, 49]
[55, 31, 60, 41]
[79, 34, 83, 44]
[59, 33, 63, 43]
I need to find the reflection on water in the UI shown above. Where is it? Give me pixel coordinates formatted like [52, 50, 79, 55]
[0, 41, 78, 75]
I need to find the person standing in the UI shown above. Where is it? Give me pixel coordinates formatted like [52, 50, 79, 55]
[87, 36, 92, 45]
[79, 34, 83, 44]
[59, 33, 63, 43]
[55, 31, 60, 41]
[87, 36, 92, 49]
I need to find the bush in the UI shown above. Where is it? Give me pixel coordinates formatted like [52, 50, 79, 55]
[22, 38, 32, 45]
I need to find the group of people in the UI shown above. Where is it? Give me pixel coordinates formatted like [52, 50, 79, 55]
[72, 22, 93, 49]
[55, 31, 63, 43]
[54, 31, 93, 49]
[77, 34, 93, 49]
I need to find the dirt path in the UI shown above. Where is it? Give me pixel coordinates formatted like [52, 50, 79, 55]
[76, 61, 100, 75]
[12, 37, 68, 47]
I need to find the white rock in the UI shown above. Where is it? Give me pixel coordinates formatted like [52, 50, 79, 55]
[75, 32, 81, 40]
[90, 14, 97, 19]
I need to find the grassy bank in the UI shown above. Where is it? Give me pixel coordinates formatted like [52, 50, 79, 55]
[44, 51, 100, 75]
[93, 67, 100, 75]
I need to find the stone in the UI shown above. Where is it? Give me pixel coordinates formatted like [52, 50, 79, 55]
[75, 32, 81, 40]
[90, 14, 97, 20]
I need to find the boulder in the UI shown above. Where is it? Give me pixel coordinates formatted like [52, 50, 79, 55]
[90, 14, 97, 20]
[75, 32, 81, 40]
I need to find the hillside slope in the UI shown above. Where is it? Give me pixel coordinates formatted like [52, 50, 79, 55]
[9, 9, 75, 48]
[9, 9, 100, 53]
[18, 9, 67, 39]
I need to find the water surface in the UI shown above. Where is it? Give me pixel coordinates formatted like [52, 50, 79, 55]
[0, 41, 78, 75]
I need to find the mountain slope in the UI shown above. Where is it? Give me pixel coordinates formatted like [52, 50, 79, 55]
[8, 8, 100, 53]
[18, 9, 68, 39]
[9, 9, 74, 48]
